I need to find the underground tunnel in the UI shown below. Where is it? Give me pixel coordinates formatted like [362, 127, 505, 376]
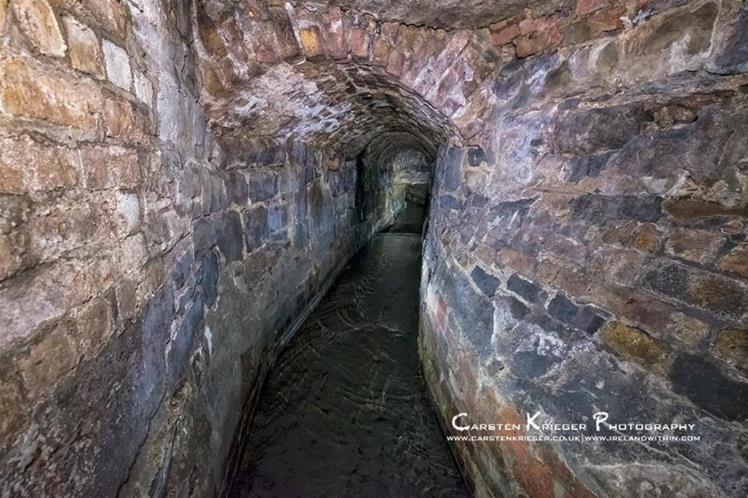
[0, 0, 747, 497]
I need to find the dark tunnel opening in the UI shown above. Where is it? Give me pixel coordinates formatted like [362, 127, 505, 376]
[223, 133, 462, 496]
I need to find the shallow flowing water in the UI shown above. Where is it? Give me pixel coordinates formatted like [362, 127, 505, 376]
[228, 204, 468, 498]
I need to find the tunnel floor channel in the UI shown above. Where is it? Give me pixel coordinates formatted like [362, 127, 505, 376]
[228, 202, 469, 497]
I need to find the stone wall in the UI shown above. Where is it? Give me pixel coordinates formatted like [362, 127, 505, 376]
[1, 0, 746, 496]
[0, 0, 397, 495]
[420, 0, 748, 496]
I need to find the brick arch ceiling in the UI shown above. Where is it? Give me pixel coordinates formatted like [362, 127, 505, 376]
[194, 0, 499, 162]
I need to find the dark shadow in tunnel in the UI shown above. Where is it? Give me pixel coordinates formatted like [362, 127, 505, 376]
[226, 230, 467, 498]
[224, 132, 466, 496]
[383, 184, 431, 234]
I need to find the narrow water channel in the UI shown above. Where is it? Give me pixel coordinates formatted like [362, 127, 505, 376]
[228, 203, 468, 497]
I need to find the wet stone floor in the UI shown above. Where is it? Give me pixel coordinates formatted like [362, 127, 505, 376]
[229, 203, 468, 497]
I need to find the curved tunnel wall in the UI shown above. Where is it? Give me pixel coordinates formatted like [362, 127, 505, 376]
[0, 1, 424, 495]
[0, 0, 746, 496]
[420, 1, 748, 496]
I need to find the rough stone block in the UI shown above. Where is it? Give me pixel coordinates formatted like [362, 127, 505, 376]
[371, 37, 391, 66]
[547, 294, 606, 334]
[133, 70, 153, 107]
[171, 251, 193, 290]
[576, 0, 607, 16]
[1, 56, 101, 130]
[348, 27, 370, 59]
[103, 95, 151, 144]
[268, 205, 287, 233]
[299, 26, 323, 60]
[713, 6, 748, 74]
[63, 15, 103, 77]
[665, 227, 724, 265]
[244, 205, 268, 252]
[216, 211, 244, 262]
[12, 0, 66, 57]
[718, 244, 748, 278]
[0, 0, 6, 33]
[0, 135, 79, 194]
[321, 6, 346, 60]
[73, 294, 114, 358]
[631, 223, 661, 253]
[599, 322, 670, 375]
[491, 24, 520, 46]
[17, 323, 80, 398]
[0, 232, 24, 281]
[167, 294, 204, 387]
[102, 40, 132, 91]
[385, 50, 404, 78]
[199, 251, 219, 307]
[670, 353, 748, 421]
[249, 171, 278, 202]
[515, 32, 551, 58]
[643, 260, 747, 321]
[49, 0, 129, 41]
[566, 152, 610, 182]
[713, 329, 748, 375]
[441, 146, 463, 191]
[267, 6, 300, 61]
[571, 194, 662, 223]
[115, 191, 140, 235]
[555, 106, 644, 154]
[590, 246, 645, 287]
[438, 194, 461, 211]
[496, 248, 535, 276]
[0, 375, 23, 441]
[562, 9, 621, 45]
[507, 274, 545, 303]
[665, 312, 709, 347]
[439, 265, 494, 355]
[470, 265, 500, 297]
[226, 171, 248, 204]
[192, 217, 216, 257]
[80, 145, 140, 189]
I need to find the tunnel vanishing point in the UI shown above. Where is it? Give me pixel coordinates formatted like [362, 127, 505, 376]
[0, 0, 747, 496]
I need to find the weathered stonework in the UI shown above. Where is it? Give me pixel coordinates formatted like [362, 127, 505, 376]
[419, 1, 748, 495]
[62, 15, 103, 78]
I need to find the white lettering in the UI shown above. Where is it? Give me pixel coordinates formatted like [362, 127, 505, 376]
[594, 411, 609, 431]
[526, 411, 541, 431]
[452, 413, 470, 432]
